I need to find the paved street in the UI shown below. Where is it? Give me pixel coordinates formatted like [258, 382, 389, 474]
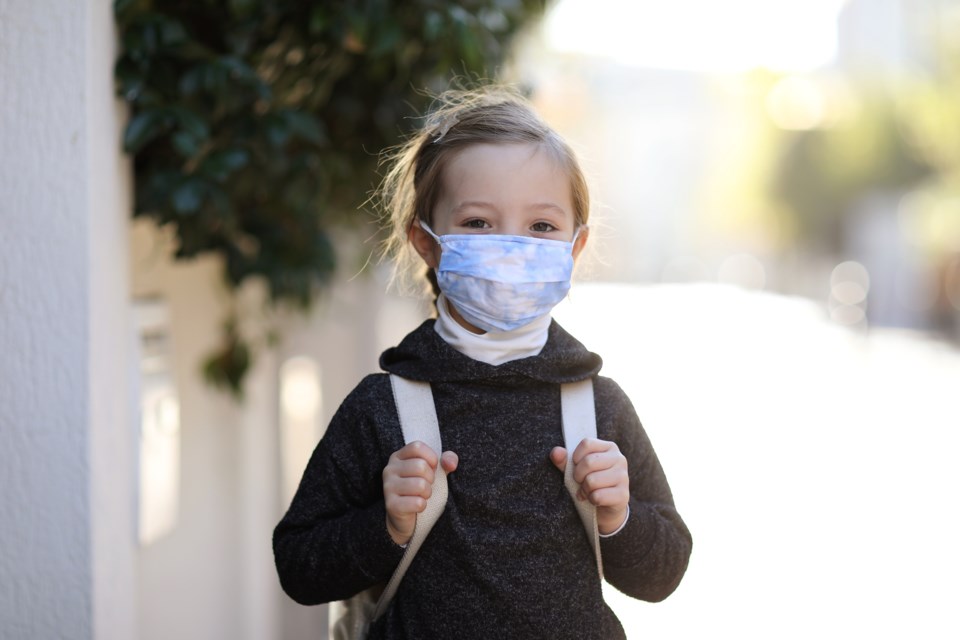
[556, 283, 960, 639]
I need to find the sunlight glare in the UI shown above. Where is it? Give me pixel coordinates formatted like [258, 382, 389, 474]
[279, 356, 323, 505]
[546, 0, 847, 73]
[765, 76, 826, 129]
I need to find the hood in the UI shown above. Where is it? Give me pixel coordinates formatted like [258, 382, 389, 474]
[380, 319, 603, 385]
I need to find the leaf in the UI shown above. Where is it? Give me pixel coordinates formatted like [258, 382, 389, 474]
[169, 106, 210, 141]
[458, 26, 483, 70]
[171, 178, 206, 213]
[115, 57, 145, 101]
[113, 0, 141, 20]
[424, 11, 444, 40]
[219, 148, 250, 171]
[448, 5, 472, 26]
[370, 22, 402, 57]
[179, 65, 205, 95]
[206, 184, 233, 216]
[283, 110, 327, 145]
[140, 20, 159, 55]
[202, 335, 250, 400]
[228, 0, 256, 18]
[309, 6, 329, 35]
[265, 114, 291, 147]
[219, 56, 256, 80]
[123, 110, 167, 153]
[202, 149, 250, 180]
[171, 130, 200, 157]
[159, 18, 188, 47]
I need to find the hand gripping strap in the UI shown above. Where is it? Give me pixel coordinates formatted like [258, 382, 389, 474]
[561, 379, 603, 579]
[373, 375, 448, 621]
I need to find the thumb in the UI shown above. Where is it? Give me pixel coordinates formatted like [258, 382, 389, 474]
[440, 450, 459, 473]
[549, 446, 568, 473]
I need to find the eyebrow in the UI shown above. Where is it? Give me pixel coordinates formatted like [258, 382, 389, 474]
[527, 202, 568, 215]
[452, 201, 499, 213]
[452, 201, 568, 215]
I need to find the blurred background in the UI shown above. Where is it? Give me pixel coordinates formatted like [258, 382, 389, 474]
[531, 1, 960, 637]
[529, 0, 960, 337]
[1, 0, 958, 639]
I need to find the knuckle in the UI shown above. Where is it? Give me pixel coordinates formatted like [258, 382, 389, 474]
[592, 489, 614, 506]
[582, 474, 598, 492]
[581, 454, 600, 472]
[411, 441, 436, 460]
[385, 495, 400, 512]
[412, 458, 430, 475]
[416, 478, 432, 497]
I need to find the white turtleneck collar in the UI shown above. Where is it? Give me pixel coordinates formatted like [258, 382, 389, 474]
[433, 293, 551, 366]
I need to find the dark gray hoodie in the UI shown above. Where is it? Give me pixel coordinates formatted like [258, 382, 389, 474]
[273, 319, 692, 639]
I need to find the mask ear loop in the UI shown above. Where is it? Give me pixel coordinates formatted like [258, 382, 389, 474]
[416, 219, 442, 244]
[571, 224, 587, 244]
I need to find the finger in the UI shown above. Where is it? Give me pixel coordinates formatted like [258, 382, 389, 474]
[384, 457, 436, 486]
[571, 438, 612, 466]
[584, 486, 630, 508]
[580, 467, 628, 496]
[573, 446, 625, 484]
[387, 476, 433, 499]
[440, 450, 459, 473]
[549, 446, 567, 472]
[394, 441, 439, 468]
[385, 494, 428, 516]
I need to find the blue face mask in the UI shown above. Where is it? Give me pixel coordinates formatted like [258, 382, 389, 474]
[419, 221, 580, 333]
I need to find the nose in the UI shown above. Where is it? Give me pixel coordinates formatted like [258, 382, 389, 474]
[499, 221, 529, 236]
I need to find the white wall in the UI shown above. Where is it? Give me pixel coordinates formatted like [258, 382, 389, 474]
[131, 223, 247, 640]
[0, 0, 134, 637]
[88, 0, 138, 637]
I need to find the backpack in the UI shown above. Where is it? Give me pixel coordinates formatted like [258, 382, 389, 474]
[329, 375, 602, 639]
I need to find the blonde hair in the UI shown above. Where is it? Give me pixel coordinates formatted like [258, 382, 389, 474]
[377, 85, 590, 294]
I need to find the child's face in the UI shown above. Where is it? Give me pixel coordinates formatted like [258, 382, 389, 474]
[410, 142, 588, 270]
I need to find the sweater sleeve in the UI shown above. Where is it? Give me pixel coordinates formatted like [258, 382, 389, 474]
[594, 377, 693, 602]
[272, 374, 406, 605]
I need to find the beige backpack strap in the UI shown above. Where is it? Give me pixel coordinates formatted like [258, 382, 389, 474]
[373, 375, 448, 620]
[561, 379, 603, 579]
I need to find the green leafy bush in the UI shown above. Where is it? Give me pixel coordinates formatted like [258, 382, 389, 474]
[115, 0, 546, 396]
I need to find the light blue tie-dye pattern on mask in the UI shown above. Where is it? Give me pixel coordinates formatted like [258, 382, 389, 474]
[420, 222, 577, 333]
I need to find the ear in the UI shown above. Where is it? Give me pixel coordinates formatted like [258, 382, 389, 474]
[572, 226, 589, 262]
[408, 219, 439, 269]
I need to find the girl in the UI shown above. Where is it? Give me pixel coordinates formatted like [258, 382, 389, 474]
[273, 87, 692, 639]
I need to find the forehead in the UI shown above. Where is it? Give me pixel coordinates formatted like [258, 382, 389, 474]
[439, 142, 574, 210]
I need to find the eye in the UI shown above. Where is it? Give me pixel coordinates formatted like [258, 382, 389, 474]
[531, 221, 558, 233]
[463, 219, 490, 229]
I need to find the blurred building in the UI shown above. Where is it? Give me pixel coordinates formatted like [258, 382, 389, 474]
[837, 0, 950, 77]
[833, 0, 960, 334]
[520, 0, 960, 340]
